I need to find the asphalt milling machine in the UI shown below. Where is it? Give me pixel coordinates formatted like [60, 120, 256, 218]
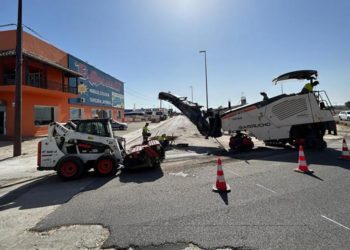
[37, 119, 165, 180]
[159, 70, 337, 151]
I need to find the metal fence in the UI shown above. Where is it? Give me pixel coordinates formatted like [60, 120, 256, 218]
[1, 74, 77, 94]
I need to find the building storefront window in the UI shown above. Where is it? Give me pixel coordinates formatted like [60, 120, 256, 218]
[91, 109, 110, 119]
[107, 110, 112, 119]
[3, 68, 15, 85]
[92, 109, 98, 118]
[0, 103, 6, 135]
[98, 110, 108, 118]
[34, 106, 55, 125]
[70, 108, 84, 120]
[27, 71, 41, 87]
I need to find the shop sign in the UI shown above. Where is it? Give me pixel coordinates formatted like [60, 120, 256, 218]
[68, 55, 124, 108]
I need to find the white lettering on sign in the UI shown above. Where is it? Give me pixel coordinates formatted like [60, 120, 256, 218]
[89, 97, 111, 106]
[89, 88, 110, 97]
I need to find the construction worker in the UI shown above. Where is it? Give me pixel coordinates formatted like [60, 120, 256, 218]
[301, 81, 319, 94]
[260, 92, 269, 101]
[142, 122, 151, 145]
[159, 133, 169, 148]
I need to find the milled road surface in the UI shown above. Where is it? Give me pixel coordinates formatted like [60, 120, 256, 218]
[33, 149, 350, 249]
[1, 116, 350, 249]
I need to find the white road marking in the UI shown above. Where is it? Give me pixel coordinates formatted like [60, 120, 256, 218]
[321, 215, 350, 230]
[169, 172, 188, 177]
[225, 169, 242, 177]
[255, 184, 277, 194]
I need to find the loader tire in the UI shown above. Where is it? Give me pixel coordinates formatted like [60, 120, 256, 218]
[152, 158, 161, 168]
[57, 156, 84, 181]
[94, 155, 118, 177]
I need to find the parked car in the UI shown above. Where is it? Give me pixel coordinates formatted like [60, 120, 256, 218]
[339, 111, 350, 121]
[111, 119, 128, 130]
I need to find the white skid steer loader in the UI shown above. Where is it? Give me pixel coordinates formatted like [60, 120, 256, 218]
[37, 119, 164, 180]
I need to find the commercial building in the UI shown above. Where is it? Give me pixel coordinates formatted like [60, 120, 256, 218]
[0, 30, 124, 138]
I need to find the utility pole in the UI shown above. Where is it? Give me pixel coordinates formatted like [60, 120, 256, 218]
[14, 0, 23, 156]
[190, 85, 193, 102]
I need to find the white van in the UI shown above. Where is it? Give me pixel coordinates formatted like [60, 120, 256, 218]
[339, 111, 350, 121]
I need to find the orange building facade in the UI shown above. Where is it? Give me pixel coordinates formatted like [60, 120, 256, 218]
[0, 30, 125, 138]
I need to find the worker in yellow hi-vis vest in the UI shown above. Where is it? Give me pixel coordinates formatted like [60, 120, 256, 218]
[301, 81, 319, 94]
[142, 123, 151, 145]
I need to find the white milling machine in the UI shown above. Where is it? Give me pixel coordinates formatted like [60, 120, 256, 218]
[159, 70, 337, 150]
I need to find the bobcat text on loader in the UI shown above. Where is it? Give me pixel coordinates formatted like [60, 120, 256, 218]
[159, 70, 337, 151]
[37, 119, 165, 180]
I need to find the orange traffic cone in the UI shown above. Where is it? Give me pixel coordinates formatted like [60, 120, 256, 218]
[340, 138, 350, 160]
[294, 145, 314, 174]
[213, 157, 231, 192]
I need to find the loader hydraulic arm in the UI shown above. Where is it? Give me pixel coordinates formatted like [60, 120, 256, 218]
[48, 122, 73, 138]
[158, 92, 222, 138]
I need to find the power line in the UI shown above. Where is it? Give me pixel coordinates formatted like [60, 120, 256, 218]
[22, 24, 46, 40]
[0, 23, 47, 41]
[0, 23, 16, 28]
[125, 86, 155, 100]
[124, 90, 155, 103]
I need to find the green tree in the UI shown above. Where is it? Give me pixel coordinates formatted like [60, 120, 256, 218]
[345, 101, 350, 108]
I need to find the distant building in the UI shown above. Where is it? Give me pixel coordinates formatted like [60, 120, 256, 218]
[0, 30, 124, 138]
[125, 108, 168, 122]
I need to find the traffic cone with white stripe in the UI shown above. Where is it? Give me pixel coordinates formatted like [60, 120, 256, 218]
[294, 145, 314, 174]
[213, 157, 231, 192]
[340, 138, 350, 160]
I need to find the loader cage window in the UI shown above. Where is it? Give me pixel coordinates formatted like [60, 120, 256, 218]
[76, 121, 109, 137]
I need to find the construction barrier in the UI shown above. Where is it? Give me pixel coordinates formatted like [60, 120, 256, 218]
[213, 157, 231, 192]
[294, 145, 314, 174]
[340, 138, 350, 160]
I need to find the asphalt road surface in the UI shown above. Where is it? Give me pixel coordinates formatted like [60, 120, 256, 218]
[2, 116, 350, 249]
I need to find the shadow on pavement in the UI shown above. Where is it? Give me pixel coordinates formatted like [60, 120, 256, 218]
[304, 172, 324, 181]
[0, 156, 14, 162]
[119, 166, 164, 184]
[0, 140, 13, 148]
[173, 145, 224, 155]
[184, 143, 350, 172]
[232, 147, 350, 171]
[0, 171, 116, 212]
[0, 137, 40, 148]
[218, 192, 229, 205]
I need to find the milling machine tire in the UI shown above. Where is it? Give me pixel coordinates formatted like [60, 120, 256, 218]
[94, 155, 118, 177]
[56, 156, 84, 181]
[317, 139, 327, 151]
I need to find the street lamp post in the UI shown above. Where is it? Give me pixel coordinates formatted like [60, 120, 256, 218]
[199, 50, 208, 110]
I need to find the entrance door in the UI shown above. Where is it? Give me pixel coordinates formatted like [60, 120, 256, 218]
[0, 111, 4, 135]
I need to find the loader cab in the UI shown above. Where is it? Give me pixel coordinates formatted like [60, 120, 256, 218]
[75, 119, 113, 138]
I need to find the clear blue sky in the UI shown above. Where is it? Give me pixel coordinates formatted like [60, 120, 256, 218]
[1, 0, 349, 109]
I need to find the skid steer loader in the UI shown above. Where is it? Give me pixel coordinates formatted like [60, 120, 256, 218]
[37, 119, 164, 180]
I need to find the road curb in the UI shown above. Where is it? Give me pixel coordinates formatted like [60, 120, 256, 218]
[0, 173, 55, 189]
